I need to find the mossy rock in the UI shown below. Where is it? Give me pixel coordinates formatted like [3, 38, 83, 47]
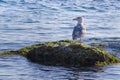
[26, 40, 120, 67]
[0, 40, 120, 67]
[0, 50, 17, 55]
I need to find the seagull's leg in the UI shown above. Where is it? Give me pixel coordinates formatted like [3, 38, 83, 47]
[79, 37, 82, 42]
[73, 38, 77, 42]
[73, 35, 77, 42]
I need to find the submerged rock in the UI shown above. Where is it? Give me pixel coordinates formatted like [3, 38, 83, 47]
[0, 40, 120, 67]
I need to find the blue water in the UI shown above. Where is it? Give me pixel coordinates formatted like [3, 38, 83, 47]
[0, 0, 120, 80]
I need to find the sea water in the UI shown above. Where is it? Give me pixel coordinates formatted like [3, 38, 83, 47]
[0, 0, 120, 80]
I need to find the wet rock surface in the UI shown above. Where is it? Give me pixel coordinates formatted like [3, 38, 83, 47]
[0, 40, 120, 67]
[26, 40, 120, 67]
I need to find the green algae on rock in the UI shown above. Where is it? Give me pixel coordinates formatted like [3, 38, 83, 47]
[0, 50, 17, 55]
[0, 44, 39, 56]
[0, 40, 120, 67]
[26, 40, 120, 67]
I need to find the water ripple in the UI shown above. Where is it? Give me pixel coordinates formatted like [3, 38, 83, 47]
[0, 0, 120, 80]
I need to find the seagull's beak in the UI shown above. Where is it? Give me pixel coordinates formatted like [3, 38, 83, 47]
[73, 18, 77, 20]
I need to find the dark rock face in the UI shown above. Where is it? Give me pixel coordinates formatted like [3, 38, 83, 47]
[26, 40, 120, 67]
[0, 40, 120, 67]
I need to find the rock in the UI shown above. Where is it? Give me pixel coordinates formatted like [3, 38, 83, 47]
[0, 40, 120, 67]
[26, 40, 120, 67]
[0, 50, 17, 55]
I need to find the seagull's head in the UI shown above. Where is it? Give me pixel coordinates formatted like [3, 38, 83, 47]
[73, 17, 83, 23]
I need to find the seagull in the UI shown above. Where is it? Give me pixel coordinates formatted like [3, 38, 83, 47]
[72, 17, 86, 42]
